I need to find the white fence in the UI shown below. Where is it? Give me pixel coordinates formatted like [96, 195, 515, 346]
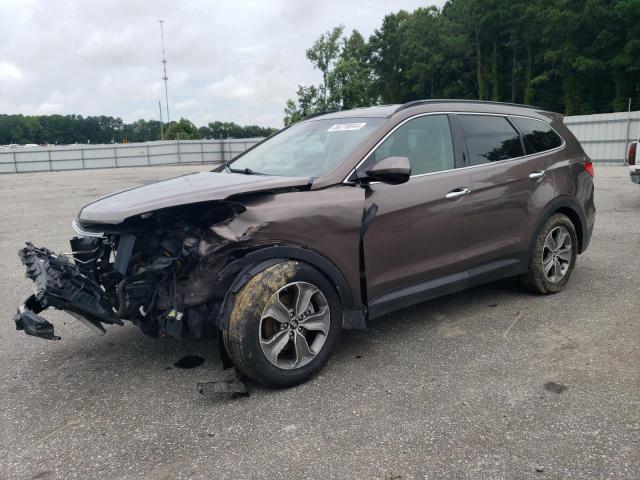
[1, 110, 636, 173]
[564, 111, 640, 164]
[0, 138, 262, 174]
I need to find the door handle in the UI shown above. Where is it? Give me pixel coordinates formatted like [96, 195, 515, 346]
[445, 187, 471, 200]
[529, 170, 546, 179]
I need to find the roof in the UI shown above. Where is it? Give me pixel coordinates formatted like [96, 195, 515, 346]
[395, 99, 546, 113]
[304, 105, 400, 120]
[304, 99, 551, 122]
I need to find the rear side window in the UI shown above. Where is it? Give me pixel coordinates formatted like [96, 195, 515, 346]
[459, 115, 524, 165]
[511, 117, 563, 154]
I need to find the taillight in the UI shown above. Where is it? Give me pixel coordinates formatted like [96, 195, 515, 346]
[584, 161, 594, 177]
[629, 142, 637, 166]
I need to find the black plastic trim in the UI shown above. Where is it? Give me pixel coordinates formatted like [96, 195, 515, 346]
[447, 113, 469, 169]
[114, 233, 135, 275]
[368, 256, 527, 320]
[505, 116, 528, 156]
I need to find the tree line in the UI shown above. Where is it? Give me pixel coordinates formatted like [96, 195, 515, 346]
[284, 0, 640, 125]
[0, 114, 277, 145]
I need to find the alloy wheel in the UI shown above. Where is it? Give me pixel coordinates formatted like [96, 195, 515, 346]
[542, 226, 573, 283]
[259, 281, 330, 369]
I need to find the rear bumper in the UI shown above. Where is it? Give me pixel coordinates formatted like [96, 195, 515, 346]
[15, 243, 122, 340]
[631, 171, 640, 186]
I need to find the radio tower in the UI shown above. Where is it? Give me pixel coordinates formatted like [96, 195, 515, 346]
[159, 20, 170, 124]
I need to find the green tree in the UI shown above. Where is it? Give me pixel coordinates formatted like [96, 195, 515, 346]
[305, 25, 345, 108]
[369, 10, 413, 103]
[205, 121, 276, 138]
[612, 0, 640, 110]
[287, 0, 639, 116]
[164, 118, 199, 140]
[283, 85, 321, 126]
[0, 114, 276, 144]
[327, 30, 377, 109]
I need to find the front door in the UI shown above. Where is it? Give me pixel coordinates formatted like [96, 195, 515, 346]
[360, 114, 474, 306]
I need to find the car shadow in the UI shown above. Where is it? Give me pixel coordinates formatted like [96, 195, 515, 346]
[335, 277, 525, 357]
[14, 277, 527, 399]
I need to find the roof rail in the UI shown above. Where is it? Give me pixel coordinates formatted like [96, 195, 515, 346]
[394, 99, 545, 113]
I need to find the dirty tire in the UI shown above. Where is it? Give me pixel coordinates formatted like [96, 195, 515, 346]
[523, 213, 578, 294]
[223, 261, 342, 388]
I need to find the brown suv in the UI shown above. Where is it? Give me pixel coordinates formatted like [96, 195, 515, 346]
[15, 100, 595, 387]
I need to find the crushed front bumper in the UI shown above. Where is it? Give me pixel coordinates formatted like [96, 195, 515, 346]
[14, 243, 122, 340]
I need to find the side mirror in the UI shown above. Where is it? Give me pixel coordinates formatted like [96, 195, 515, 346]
[363, 156, 411, 185]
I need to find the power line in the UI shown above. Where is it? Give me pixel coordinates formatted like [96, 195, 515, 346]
[159, 20, 170, 124]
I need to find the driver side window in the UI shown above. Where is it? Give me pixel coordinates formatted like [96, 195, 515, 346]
[371, 115, 455, 176]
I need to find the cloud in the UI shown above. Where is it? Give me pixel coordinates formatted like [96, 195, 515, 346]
[36, 102, 64, 114]
[0, 0, 442, 127]
[35, 90, 82, 114]
[0, 62, 24, 83]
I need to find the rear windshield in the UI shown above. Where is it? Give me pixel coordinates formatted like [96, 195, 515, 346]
[229, 117, 384, 177]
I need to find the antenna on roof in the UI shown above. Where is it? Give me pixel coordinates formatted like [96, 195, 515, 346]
[158, 20, 170, 124]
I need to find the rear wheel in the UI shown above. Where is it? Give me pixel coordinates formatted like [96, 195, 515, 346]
[523, 213, 578, 294]
[223, 261, 341, 387]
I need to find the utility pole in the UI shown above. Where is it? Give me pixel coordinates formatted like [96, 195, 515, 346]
[624, 97, 632, 165]
[159, 20, 170, 124]
[158, 101, 164, 140]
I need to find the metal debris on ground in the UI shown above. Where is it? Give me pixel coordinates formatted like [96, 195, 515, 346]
[197, 367, 248, 397]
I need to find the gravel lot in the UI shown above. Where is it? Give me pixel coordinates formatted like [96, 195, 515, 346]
[1, 165, 638, 479]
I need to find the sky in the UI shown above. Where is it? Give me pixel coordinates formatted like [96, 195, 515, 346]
[0, 0, 445, 128]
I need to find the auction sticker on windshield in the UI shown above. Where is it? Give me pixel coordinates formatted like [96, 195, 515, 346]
[327, 123, 367, 132]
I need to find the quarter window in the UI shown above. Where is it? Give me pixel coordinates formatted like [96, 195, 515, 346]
[459, 115, 524, 165]
[370, 115, 454, 175]
[511, 117, 563, 154]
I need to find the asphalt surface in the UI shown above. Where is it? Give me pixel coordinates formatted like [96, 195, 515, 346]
[1, 165, 638, 479]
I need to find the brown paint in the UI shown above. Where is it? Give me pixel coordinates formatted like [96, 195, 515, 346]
[19, 100, 595, 337]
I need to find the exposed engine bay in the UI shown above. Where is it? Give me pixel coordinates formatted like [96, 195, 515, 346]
[15, 200, 256, 341]
[13, 169, 366, 349]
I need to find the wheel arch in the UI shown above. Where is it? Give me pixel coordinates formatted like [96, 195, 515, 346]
[530, 197, 587, 257]
[217, 244, 365, 331]
[554, 206, 585, 253]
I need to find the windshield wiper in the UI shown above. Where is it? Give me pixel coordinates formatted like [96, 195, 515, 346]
[227, 166, 266, 175]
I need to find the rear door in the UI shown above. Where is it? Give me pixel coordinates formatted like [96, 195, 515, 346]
[360, 114, 475, 302]
[455, 113, 558, 268]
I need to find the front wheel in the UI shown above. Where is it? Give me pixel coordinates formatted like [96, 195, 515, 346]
[523, 213, 578, 294]
[223, 261, 342, 388]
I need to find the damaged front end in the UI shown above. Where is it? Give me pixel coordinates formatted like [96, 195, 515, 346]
[15, 200, 254, 341]
[16, 242, 122, 340]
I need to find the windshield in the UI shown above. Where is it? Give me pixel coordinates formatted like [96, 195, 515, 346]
[229, 117, 384, 177]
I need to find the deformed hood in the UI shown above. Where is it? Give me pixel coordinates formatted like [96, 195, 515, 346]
[78, 171, 311, 224]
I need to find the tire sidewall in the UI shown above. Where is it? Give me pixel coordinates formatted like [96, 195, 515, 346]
[529, 214, 578, 293]
[231, 261, 342, 387]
